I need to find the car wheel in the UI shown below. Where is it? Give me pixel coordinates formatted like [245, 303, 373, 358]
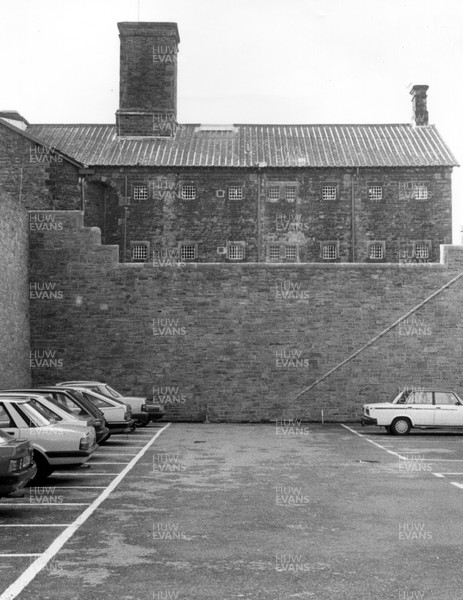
[391, 418, 411, 436]
[137, 414, 150, 428]
[32, 452, 54, 482]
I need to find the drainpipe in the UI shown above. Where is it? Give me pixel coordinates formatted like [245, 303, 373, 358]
[351, 169, 357, 262]
[256, 162, 267, 262]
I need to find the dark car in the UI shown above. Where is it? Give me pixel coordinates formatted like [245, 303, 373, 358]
[0, 429, 36, 497]
[1, 387, 110, 444]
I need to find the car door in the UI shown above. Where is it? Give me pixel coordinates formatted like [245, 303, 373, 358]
[405, 391, 435, 426]
[433, 392, 463, 426]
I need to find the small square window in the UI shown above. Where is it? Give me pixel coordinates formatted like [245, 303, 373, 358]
[322, 185, 337, 201]
[227, 243, 245, 260]
[414, 243, 430, 259]
[133, 185, 148, 201]
[414, 185, 428, 200]
[131, 243, 149, 262]
[285, 186, 297, 201]
[181, 185, 196, 200]
[269, 245, 280, 261]
[268, 186, 280, 200]
[369, 186, 383, 201]
[285, 245, 297, 261]
[180, 244, 197, 261]
[228, 186, 243, 200]
[322, 243, 338, 260]
[368, 243, 385, 260]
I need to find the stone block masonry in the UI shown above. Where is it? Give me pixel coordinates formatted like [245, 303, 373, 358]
[0, 191, 31, 387]
[29, 210, 463, 422]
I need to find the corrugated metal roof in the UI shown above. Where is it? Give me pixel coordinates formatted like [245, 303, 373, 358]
[26, 123, 459, 168]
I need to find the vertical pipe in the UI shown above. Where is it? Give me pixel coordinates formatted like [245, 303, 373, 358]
[351, 170, 357, 262]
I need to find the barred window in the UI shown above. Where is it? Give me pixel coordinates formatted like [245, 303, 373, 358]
[228, 186, 243, 200]
[227, 243, 245, 260]
[414, 243, 430, 259]
[285, 186, 297, 201]
[133, 185, 148, 201]
[181, 185, 196, 200]
[322, 243, 338, 260]
[131, 243, 149, 262]
[368, 243, 385, 259]
[368, 186, 383, 201]
[180, 244, 197, 261]
[414, 185, 428, 200]
[285, 245, 297, 261]
[322, 185, 337, 201]
[269, 245, 280, 261]
[268, 186, 280, 200]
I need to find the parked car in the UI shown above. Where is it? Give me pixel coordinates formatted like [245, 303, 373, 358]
[0, 395, 97, 480]
[1, 388, 110, 445]
[57, 386, 136, 435]
[361, 388, 463, 435]
[57, 381, 164, 425]
[0, 429, 36, 497]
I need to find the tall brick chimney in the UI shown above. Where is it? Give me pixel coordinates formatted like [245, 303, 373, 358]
[116, 22, 180, 137]
[410, 85, 429, 126]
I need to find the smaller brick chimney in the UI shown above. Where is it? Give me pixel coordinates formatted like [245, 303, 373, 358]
[410, 85, 429, 126]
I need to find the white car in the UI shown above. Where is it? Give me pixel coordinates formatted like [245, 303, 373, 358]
[56, 381, 164, 425]
[61, 387, 136, 435]
[361, 389, 463, 435]
[0, 396, 97, 480]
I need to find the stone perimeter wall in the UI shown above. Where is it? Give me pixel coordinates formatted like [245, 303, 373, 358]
[29, 210, 463, 422]
[0, 191, 31, 387]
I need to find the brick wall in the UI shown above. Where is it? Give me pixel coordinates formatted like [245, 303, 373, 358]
[29, 210, 463, 422]
[0, 122, 81, 210]
[84, 166, 452, 264]
[0, 191, 30, 387]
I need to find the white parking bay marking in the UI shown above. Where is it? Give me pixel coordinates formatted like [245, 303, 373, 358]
[0, 503, 90, 507]
[433, 473, 445, 477]
[341, 424, 408, 460]
[0, 422, 171, 600]
[0, 555, 41, 558]
[450, 482, 463, 489]
[0, 525, 71, 528]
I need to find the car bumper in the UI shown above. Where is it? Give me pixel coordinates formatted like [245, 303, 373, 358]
[0, 464, 38, 497]
[106, 419, 136, 434]
[360, 415, 378, 426]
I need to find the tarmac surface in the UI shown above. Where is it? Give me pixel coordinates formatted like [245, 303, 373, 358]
[2, 422, 463, 599]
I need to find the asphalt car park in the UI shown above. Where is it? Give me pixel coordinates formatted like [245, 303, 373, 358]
[2, 423, 463, 599]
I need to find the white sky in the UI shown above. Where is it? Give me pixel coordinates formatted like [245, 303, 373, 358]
[2, 0, 462, 240]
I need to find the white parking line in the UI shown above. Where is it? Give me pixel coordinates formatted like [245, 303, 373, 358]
[0, 503, 91, 507]
[50, 472, 114, 476]
[341, 424, 408, 459]
[450, 482, 463, 489]
[0, 422, 171, 600]
[0, 525, 70, 528]
[93, 453, 138, 456]
[89, 462, 130, 465]
[432, 473, 445, 477]
[50, 486, 106, 489]
[0, 555, 40, 558]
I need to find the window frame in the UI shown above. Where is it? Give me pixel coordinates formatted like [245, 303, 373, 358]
[178, 242, 198, 262]
[367, 241, 386, 261]
[412, 240, 431, 260]
[227, 185, 244, 201]
[320, 240, 340, 261]
[368, 184, 383, 201]
[414, 184, 429, 200]
[321, 184, 338, 201]
[180, 184, 197, 200]
[132, 183, 148, 202]
[130, 241, 150, 263]
[227, 241, 245, 261]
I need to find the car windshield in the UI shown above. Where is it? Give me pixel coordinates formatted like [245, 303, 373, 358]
[27, 398, 62, 422]
[43, 394, 87, 418]
[63, 390, 100, 416]
[78, 390, 113, 408]
[104, 385, 123, 398]
[392, 391, 406, 404]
